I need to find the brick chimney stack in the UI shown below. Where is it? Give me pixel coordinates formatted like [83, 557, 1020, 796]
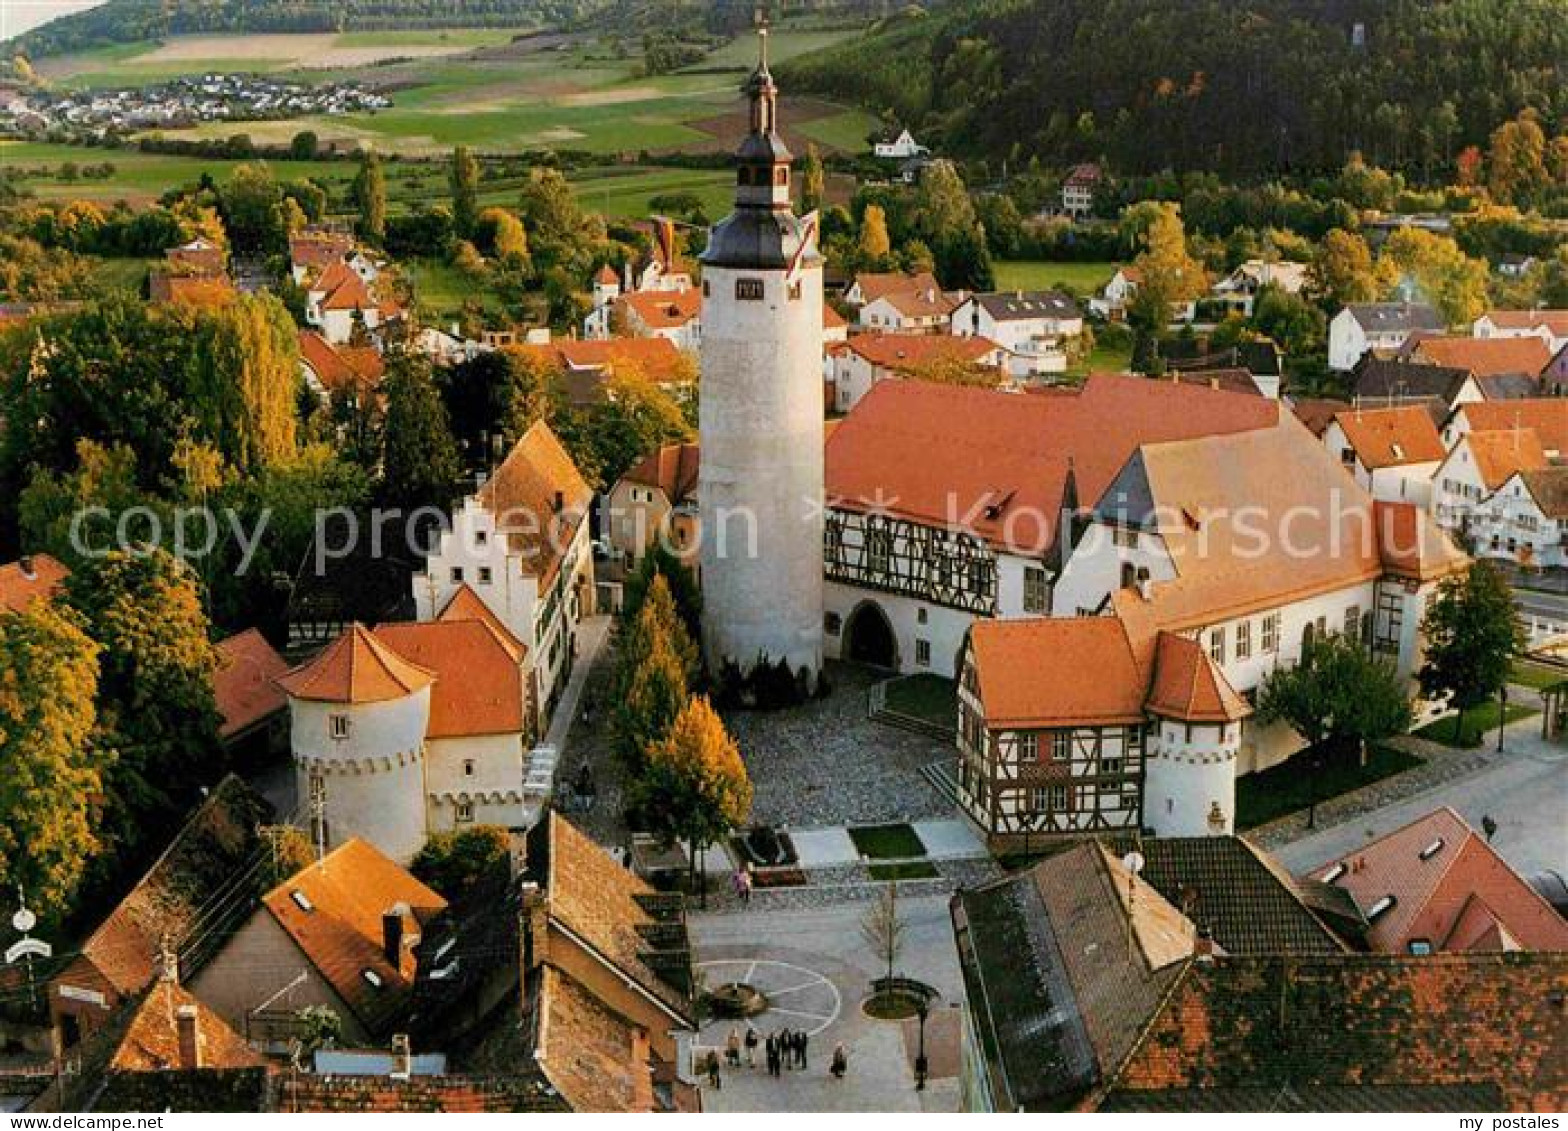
[175, 1004, 201, 1069]
[382, 905, 406, 968]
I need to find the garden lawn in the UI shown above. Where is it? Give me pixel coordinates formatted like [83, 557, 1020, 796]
[847, 822, 927, 860]
[406, 258, 502, 323]
[883, 674, 957, 730]
[1510, 659, 1568, 691]
[994, 259, 1118, 295]
[1413, 702, 1537, 748]
[1235, 743, 1423, 830]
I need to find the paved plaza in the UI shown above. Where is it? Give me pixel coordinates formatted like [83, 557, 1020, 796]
[690, 894, 968, 1112]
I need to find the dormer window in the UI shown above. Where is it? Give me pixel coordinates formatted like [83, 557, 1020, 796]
[361, 969, 384, 988]
[290, 890, 314, 912]
[1366, 895, 1397, 922]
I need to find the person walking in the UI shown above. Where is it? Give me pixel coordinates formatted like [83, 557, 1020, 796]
[798, 1029, 810, 1070]
[737, 866, 753, 906]
[830, 1042, 848, 1080]
[726, 1027, 741, 1069]
[744, 1024, 759, 1068]
[765, 1034, 780, 1078]
[705, 1049, 722, 1090]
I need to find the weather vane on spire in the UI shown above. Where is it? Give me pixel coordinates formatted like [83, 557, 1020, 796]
[758, 21, 770, 70]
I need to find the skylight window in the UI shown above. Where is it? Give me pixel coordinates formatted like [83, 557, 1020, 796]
[1322, 862, 1347, 884]
[290, 890, 314, 912]
[1418, 837, 1445, 861]
[1366, 895, 1397, 922]
[361, 969, 384, 988]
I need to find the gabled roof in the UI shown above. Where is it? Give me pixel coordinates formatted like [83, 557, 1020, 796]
[437, 583, 526, 660]
[1145, 631, 1251, 723]
[314, 262, 377, 312]
[372, 620, 525, 738]
[212, 628, 289, 740]
[969, 617, 1147, 729]
[519, 337, 690, 389]
[594, 264, 620, 286]
[262, 838, 447, 1037]
[1306, 806, 1568, 954]
[473, 420, 593, 583]
[826, 375, 1277, 555]
[535, 965, 656, 1113]
[276, 623, 434, 704]
[0, 552, 68, 612]
[621, 441, 700, 505]
[1372, 500, 1468, 582]
[846, 331, 1003, 372]
[1475, 372, 1542, 400]
[1479, 309, 1568, 336]
[1289, 397, 1351, 437]
[850, 270, 940, 305]
[1517, 467, 1568, 520]
[1456, 398, 1568, 453]
[968, 290, 1081, 322]
[821, 302, 847, 329]
[1330, 405, 1446, 469]
[1412, 335, 1552, 377]
[299, 330, 385, 395]
[1351, 358, 1473, 405]
[1343, 302, 1443, 334]
[107, 980, 265, 1073]
[616, 288, 700, 330]
[1457, 428, 1550, 490]
[290, 231, 354, 270]
[879, 285, 964, 319]
[1167, 368, 1263, 397]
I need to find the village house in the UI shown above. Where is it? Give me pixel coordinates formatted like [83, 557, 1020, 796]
[821, 376, 1281, 680]
[1321, 405, 1446, 505]
[304, 259, 402, 346]
[1305, 807, 1568, 954]
[1465, 466, 1568, 570]
[1208, 258, 1309, 317]
[1327, 302, 1444, 371]
[163, 236, 226, 277]
[1440, 396, 1568, 452]
[516, 337, 695, 406]
[1090, 265, 1200, 325]
[289, 229, 357, 284]
[951, 290, 1083, 377]
[858, 280, 965, 334]
[212, 628, 289, 760]
[297, 328, 385, 404]
[952, 843, 1566, 1112]
[1474, 308, 1568, 356]
[604, 441, 701, 569]
[1351, 358, 1481, 417]
[0, 552, 68, 612]
[873, 128, 928, 160]
[1429, 428, 1548, 538]
[1401, 333, 1553, 381]
[830, 332, 1006, 413]
[614, 288, 703, 351]
[1060, 162, 1102, 219]
[413, 421, 595, 732]
[190, 838, 447, 1049]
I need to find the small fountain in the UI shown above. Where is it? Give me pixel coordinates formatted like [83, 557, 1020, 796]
[705, 981, 768, 1018]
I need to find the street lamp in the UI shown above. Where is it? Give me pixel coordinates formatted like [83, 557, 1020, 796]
[1497, 684, 1509, 752]
[914, 996, 929, 1091]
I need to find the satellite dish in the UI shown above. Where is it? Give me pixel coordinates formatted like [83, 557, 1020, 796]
[11, 907, 35, 935]
[1121, 851, 1145, 876]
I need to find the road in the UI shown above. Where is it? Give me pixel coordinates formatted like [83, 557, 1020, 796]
[1274, 719, 1568, 880]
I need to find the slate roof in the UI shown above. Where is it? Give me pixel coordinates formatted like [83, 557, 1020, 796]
[969, 290, 1081, 322]
[1352, 359, 1472, 405]
[1344, 302, 1443, 335]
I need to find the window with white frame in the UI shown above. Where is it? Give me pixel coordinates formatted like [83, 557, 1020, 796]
[1051, 731, 1071, 761]
[1018, 731, 1039, 761]
[1208, 626, 1226, 664]
[1235, 620, 1252, 660]
[1261, 611, 1280, 653]
[455, 800, 474, 823]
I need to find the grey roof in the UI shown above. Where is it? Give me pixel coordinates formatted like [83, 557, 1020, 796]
[1474, 372, 1542, 400]
[1352, 359, 1472, 404]
[700, 207, 822, 271]
[970, 290, 1081, 322]
[1345, 302, 1443, 334]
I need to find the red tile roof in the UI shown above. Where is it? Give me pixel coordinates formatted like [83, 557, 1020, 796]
[1290, 397, 1351, 438]
[1373, 500, 1469, 582]
[262, 838, 446, 1037]
[1481, 309, 1568, 336]
[1307, 806, 1568, 954]
[437, 584, 526, 661]
[148, 272, 236, 306]
[519, 337, 690, 388]
[0, 553, 68, 612]
[212, 629, 289, 741]
[594, 264, 620, 286]
[1145, 631, 1251, 723]
[537, 965, 657, 1112]
[1412, 335, 1552, 377]
[616, 288, 700, 331]
[1461, 428, 1550, 490]
[290, 231, 354, 270]
[372, 620, 525, 738]
[851, 271, 940, 305]
[475, 420, 593, 585]
[313, 261, 376, 312]
[108, 980, 265, 1072]
[622, 441, 700, 505]
[826, 375, 1278, 556]
[299, 330, 384, 395]
[846, 332, 1002, 372]
[822, 303, 847, 329]
[969, 617, 1147, 729]
[1331, 405, 1446, 468]
[276, 623, 434, 704]
[1456, 399, 1568, 453]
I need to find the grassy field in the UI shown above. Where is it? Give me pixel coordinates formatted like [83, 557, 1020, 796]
[1510, 658, 1568, 690]
[1236, 744, 1423, 830]
[994, 259, 1118, 295]
[1413, 702, 1537, 748]
[405, 258, 508, 324]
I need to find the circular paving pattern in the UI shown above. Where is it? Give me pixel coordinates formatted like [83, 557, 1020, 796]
[695, 958, 842, 1042]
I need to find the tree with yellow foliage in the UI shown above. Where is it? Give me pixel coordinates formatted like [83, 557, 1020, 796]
[636, 695, 752, 903]
[858, 204, 893, 268]
[1379, 227, 1490, 327]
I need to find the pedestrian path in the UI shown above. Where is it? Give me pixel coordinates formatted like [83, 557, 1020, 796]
[777, 818, 987, 871]
[543, 615, 611, 753]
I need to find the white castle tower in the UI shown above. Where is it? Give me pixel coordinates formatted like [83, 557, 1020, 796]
[698, 30, 825, 683]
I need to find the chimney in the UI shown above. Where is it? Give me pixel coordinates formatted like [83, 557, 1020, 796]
[1194, 926, 1215, 964]
[382, 905, 406, 968]
[629, 1028, 655, 1112]
[553, 490, 565, 513]
[520, 881, 550, 977]
[390, 1033, 412, 1080]
[18, 555, 34, 580]
[175, 1004, 201, 1069]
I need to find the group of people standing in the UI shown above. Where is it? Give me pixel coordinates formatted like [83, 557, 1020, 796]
[702, 1024, 848, 1088]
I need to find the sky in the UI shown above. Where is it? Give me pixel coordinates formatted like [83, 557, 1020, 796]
[1, 0, 105, 41]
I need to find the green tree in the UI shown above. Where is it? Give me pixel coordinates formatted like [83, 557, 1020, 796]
[220, 162, 287, 256]
[1128, 203, 1205, 332]
[411, 825, 510, 903]
[200, 293, 300, 470]
[615, 629, 689, 767]
[0, 600, 104, 921]
[66, 549, 221, 880]
[289, 130, 319, 161]
[475, 206, 529, 270]
[634, 695, 751, 901]
[381, 352, 461, 514]
[548, 368, 692, 490]
[1487, 112, 1549, 207]
[1308, 228, 1382, 309]
[622, 543, 702, 644]
[1418, 562, 1525, 746]
[1257, 632, 1412, 765]
[801, 143, 826, 214]
[353, 149, 387, 247]
[450, 145, 480, 240]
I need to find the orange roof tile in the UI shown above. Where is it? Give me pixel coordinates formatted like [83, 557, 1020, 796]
[616, 288, 700, 331]
[1308, 807, 1568, 954]
[595, 264, 620, 286]
[1290, 397, 1351, 437]
[827, 375, 1277, 556]
[148, 272, 236, 306]
[0, 553, 68, 612]
[622, 441, 700, 505]
[969, 617, 1148, 729]
[276, 623, 434, 704]
[291, 231, 354, 270]
[317, 264, 377, 313]
[881, 285, 964, 319]
[1481, 309, 1568, 336]
[519, 337, 690, 388]
[437, 584, 526, 661]
[537, 965, 655, 1113]
[1457, 399, 1568, 453]
[212, 628, 289, 740]
[1373, 500, 1469, 582]
[263, 838, 446, 1036]
[847, 332, 1002, 372]
[372, 620, 524, 738]
[1331, 405, 1446, 468]
[1413, 335, 1552, 377]
[299, 330, 384, 395]
[108, 980, 266, 1073]
[851, 271, 940, 305]
[1461, 428, 1550, 489]
[475, 420, 593, 584]
[1145, 631, 1251, 723]
[822, 303, 847, 329]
